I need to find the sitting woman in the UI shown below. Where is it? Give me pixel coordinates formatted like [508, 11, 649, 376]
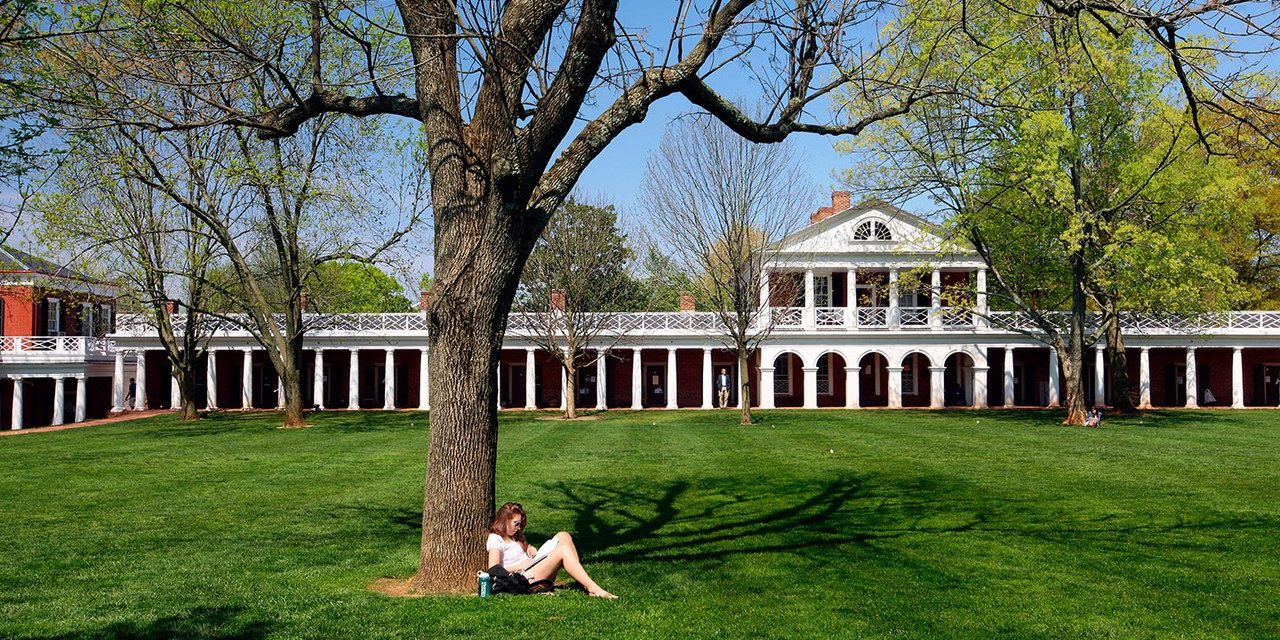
[486, 502, 618, 599]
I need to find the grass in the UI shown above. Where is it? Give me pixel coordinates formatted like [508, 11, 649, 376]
[1, 408, 1278, 639]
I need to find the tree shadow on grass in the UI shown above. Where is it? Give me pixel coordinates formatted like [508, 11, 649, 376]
[16, 605, 272, 640]
[530, 474, 1279, 567]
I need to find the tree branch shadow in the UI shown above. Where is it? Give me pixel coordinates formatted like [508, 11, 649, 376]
[14, 605, 272, 640]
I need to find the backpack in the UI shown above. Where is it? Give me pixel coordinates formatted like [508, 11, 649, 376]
[486, 564, 555, 595]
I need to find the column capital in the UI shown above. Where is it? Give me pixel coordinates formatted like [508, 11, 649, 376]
[75, 373, 86, 380]
[972, 365, 990, 373]
[801, 366, 819, 373]
[1232, 345, 1243, 353]
[759, 366, 775, 373]
[928, 366, 947, 373]
[843, 366, 859, 373]
[886, 365, 904, 372]
[1186, 345, 1197, 353]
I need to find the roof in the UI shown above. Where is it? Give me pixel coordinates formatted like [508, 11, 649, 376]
[0, 245, 95, 280]
[773, 197, 956, 252]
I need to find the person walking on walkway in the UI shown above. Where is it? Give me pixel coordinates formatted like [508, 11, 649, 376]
[716, 368, 731, 409]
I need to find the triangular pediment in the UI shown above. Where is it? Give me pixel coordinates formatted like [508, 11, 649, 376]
[775, 200, 953, 255]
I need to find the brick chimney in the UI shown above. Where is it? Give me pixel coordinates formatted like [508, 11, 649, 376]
[165, 300, 176, 315]
[299, 292, 308, 311]
[419, 290, 431, 311]
[679, 291, 696, 312]
[809, 191, 853, 224]
[550, 288, 566, 311]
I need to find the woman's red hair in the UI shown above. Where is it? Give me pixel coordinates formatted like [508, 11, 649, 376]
[490, 502, 527, 543]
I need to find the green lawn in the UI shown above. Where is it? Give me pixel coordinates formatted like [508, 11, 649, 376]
[1, 409, 1278, 639]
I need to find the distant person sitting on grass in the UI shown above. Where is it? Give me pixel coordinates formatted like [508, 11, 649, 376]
[485, 502, 618, 599]
[1084, 408, 1102, 428]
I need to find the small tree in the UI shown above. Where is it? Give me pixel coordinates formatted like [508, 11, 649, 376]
[643, 116, 810, 425]
[517, 198, 637, 419]
[35, 127, 219, 421]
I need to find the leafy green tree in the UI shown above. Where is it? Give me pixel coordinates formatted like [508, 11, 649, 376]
[846, 0, 1247, 422]
[516, 197, 637, 418]
[310, 263, 413, 313]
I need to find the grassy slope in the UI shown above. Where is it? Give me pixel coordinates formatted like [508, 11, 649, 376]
[1, 409, 1277, 640]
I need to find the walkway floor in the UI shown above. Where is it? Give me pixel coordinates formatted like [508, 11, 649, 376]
[0, 410, 171, 437]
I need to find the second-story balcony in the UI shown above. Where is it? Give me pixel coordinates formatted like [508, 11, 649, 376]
[0, 336, 112, 359]
[772, 305, 977, 330]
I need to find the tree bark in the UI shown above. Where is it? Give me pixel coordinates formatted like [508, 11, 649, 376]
[737, 349, 752, 425]
[1106, 313, 1138, 414]
[1061, 252, 1090, 425]
[563, 361, 578, 419]
[409, 186, 534, 593]
[178, 372, 200, 421]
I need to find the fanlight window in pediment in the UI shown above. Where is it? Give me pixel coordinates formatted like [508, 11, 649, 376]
[852, 220, 892, 241]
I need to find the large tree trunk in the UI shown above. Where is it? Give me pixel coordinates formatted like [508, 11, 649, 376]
[737, 349, 752, 425]
[563, 362, 578, 419]
[1061, 253, 1090, 425]
[409, 189, 533, 593]
[1107, 314, 1138, 414]
[279, 364, 307, 428]
[177, 370, 200, 421]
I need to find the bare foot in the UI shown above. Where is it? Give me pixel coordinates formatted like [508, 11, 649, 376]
[589, 589, 619, 599]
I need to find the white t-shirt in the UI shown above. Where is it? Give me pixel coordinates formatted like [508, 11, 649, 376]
[486, 534, 530, 568]
[486, 534, 560, 570]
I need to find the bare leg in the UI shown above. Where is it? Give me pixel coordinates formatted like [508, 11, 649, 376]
[523, 532, 617, 598]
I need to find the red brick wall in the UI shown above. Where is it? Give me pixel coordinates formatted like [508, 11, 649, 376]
[0, 285, 36, 335]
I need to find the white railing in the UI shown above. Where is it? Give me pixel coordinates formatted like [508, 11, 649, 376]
[112, 310, 1280, 339]
[0, 336, 111, 355]
[816, 307, 846, 327]
[771, 307, 803, 327]
[857, 307, 888, 327]
[900, 307, 929, 326]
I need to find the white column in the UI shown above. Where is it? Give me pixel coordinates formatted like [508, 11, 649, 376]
[1048, 348, 1060, 408]
[847, 269, 858, 328]
[554, 363, 565, 409]
[348, 348, 360, 410]
[1232, 347, 1244, 409]
[845, 366, 860, 408]
[972, 366, 989, 409]
[10, 377, 23, 430]
[241, 348, 253, 410]
[596, 352, 608, 410]
[420, 348, 431, 411]
[171, 371, 180, 411]
[666, 347, 678, 409]
[52, 377, 66, 426]
[929, 268, 942, 329]
[631, 349, 643, 410]
[1138, 347, 1151, 409]
[736, 357, 746, 410]
[1184, 346, 1198, 408]
[383, 348, 396, 410]
[136, 351, 148, 410]
[1003, 347, 1015, 407]
[496, 362, 503, 411]
[111, 350, 125, 413]
[929, 366, 946, 409]
[205, 350, 218, 410]
[802, 366, 818, 409]
[276, 371, 285, 409]
[975, 269, 988, 328]
[887, 366, 903, 409]
[313, 349, 325, 409]
[888, 268, 900, 327]
[759, 267, 771, 331]
[760, 366, 776, 409]
[701, 348, 713, 409]
[74, 375, 86, 423]
[523, 347, 536, 410]
[1094, 345, 1106, 408]
[803, 269, 816, 330]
